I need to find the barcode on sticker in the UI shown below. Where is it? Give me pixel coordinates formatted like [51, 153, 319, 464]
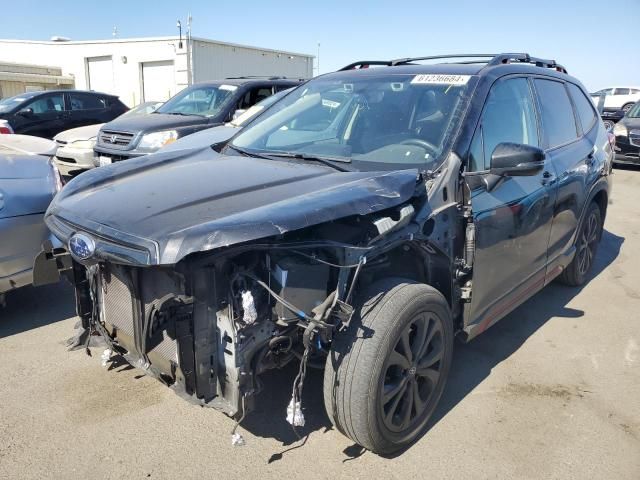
[411, 74, 471, 85]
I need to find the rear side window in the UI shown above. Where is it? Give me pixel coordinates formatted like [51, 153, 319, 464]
[614, 88, 630, 95]
[567, 83, 597, 133]
[534, 79, 578, 148]
[69, 93, 106, 110]
[468, 77, 539, 171]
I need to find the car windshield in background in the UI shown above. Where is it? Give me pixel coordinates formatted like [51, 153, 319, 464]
[230, 73, 475, 171]
[121, 101, 163, 118]
[156, 85, 238, 117]
[0, 92, 39, 113]
[626, 102, 640, 118]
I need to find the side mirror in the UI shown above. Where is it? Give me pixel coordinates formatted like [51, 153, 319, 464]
[18, 108, 34, 117]
[232, 109, 246, 121]
[490, 142, 545, 177]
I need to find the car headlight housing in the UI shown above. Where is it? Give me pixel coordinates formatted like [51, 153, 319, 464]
[137, 130, 178, 152]
[613, 123, 627, 137]
[48, 159, 63, 192]
[68, 139, 96, 150]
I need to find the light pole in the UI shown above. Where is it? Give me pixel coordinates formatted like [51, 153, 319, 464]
[317, 42, 321, 76]
[177, 20, 183, 49]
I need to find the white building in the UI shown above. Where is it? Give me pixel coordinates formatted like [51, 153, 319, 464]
[0, 37, 314, 106]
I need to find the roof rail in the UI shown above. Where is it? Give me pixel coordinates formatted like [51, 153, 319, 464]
[224, 76, 295, 80]
[338, 60, 395, 71]
[338, 53, 568, 74]
[487, 53, 568, 73]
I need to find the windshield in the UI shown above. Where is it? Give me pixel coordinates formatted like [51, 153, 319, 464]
[626, 102, 640, 118]
[0, 92, 39, 113]
[156, 84, 238, 117]
[120, 101, 163, 118]
[230, 73, 474, 171]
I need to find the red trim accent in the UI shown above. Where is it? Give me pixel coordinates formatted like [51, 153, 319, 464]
[477, 271, 546, 334]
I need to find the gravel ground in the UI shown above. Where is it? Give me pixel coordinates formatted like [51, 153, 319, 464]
[1, 168, 639, 480]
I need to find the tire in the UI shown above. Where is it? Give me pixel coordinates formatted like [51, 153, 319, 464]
[622, 103, 634, 114]
[323, 278, 453, 454]
[603, 120, 615, 131]
[557, 202, 602, 286]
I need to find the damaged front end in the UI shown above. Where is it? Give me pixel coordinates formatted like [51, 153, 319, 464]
[44, 210, 425, 420]
[35, 154, 442, 421]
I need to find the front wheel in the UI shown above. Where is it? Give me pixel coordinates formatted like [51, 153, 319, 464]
[622, 103, 634, 114]
[323, 278, 453, 454]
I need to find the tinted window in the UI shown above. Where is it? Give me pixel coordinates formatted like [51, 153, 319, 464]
[567, 83, 597, 133]
[534, 79, 578, 148]
[469, 77, 539, 171]
[614, 88, 630, 95]
[69, 92, 106, 110]
[24, 94, 64, 113]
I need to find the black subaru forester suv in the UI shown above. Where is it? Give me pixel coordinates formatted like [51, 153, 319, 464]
[35, 53, 613, 455]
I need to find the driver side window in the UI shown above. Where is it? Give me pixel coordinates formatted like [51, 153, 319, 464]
[24, 94, 64, 114]
[468, 77, 539, 171]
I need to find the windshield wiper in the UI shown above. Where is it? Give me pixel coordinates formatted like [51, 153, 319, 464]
[163, 112, 203, 117]
[265, 152, 353, 172]
[226, 145, 274, 160]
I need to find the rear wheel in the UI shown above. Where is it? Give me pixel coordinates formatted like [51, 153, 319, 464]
[323, 278, 453, 454]
[622, 103, 634, 114]
[558, 202, 602, 286]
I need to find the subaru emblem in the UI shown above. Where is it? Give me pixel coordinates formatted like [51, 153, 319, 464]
[68, 233, 96, 260]
[110, 134, 117, 143]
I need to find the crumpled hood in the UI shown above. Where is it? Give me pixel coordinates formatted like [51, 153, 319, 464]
[45, 149, 419, 265]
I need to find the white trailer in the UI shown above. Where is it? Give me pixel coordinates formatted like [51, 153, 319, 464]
[0, 37, 313, 106]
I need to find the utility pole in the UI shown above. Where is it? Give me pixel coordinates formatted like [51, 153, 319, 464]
[186, 14, 193, 85]
[317, 42, 321, 76]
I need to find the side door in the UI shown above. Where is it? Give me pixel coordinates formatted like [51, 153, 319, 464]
[465, 76, 558, 333]
[67, 92, 108, 129]
[11, 93, 65, 138]
[535, 79, 598, 273]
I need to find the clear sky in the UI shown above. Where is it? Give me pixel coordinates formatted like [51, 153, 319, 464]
[2, 0, 639, 91]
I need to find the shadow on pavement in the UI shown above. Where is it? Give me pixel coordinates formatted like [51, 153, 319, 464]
[0, 281, 75, 339]
[239, 229, 624, 461]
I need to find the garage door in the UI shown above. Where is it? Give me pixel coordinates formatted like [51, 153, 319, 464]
[87, 56, 114, 94]
[142, 61, 175, 102]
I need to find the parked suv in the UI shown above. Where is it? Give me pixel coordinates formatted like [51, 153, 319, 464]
[612, 100, 640, 165]
[35, 54, 612, 454]
[93, 78, 302, 166]
[0, 90, 128, 139]
[591, 86, 640, 129]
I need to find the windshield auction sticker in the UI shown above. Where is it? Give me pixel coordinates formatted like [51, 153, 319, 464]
[411, 74, 471, 85]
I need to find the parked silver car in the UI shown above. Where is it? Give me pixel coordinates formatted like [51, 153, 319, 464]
[0, 134, 62, 302]
[54, 101, 162, 177]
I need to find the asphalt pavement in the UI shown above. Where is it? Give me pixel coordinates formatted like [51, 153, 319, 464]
[1, 168, 639, 480]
